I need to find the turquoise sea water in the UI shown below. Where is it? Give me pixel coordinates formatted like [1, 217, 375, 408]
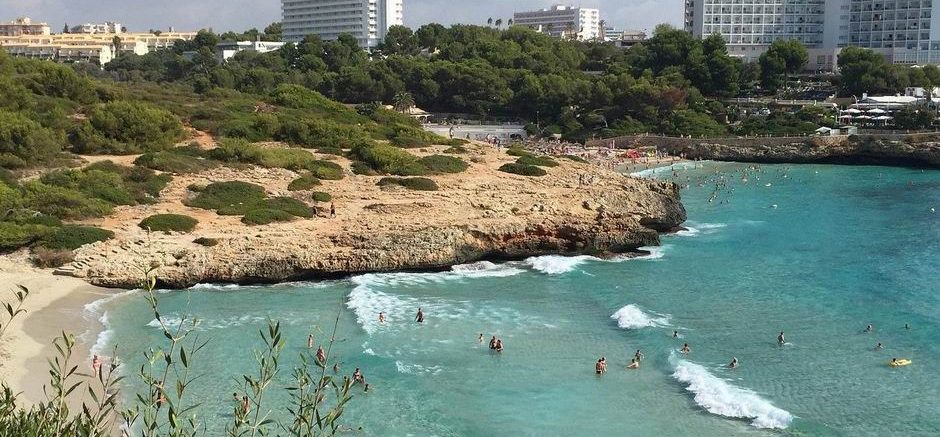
[89, 162, 940, 436]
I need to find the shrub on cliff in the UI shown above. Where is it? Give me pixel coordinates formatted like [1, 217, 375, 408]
[31, 247, 74, 268]
[258, 197, 313, 218]
[516, 154, 559, 168]
[135, 151, 217, 174]
[498, 163, 547, 177]
[71, 101, 184, 154]
[37, 225, 114, 250]
[20, 181, 113, 220]
[377, 177, 439, 191]
[311, 191, 332, 202]
[193, 237, 219, 247]
[287, 174, 321, 191]
[139, 214, 199, 233]
[350, 143, 427, 176]
[307, 160, 344, 180]
[443, 145, 468, 154]
[186, 181, 266, 215]
[241, 208, 295, 225]
[0, 222, 50, 251]
[418, 155, 468, 174]
[561, 154, 588, 163]
[0, 110, 65, 168]
[506, 147, 531, 157]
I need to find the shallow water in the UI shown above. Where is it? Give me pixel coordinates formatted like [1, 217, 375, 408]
[92, 162, 940, 435]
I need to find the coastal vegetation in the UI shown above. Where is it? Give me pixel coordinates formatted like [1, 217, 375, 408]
[498, 163, 547, 177]
[138, 214, 199, 233]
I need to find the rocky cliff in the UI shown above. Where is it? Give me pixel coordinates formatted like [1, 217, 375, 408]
[591, 134, 940, 167]
[64, 144, 686, 289]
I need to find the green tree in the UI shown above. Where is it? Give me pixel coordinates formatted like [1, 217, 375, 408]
[893, 105, 936, 130]
[392, 91, 416, 113]
[837, 46, 890, 96]
[759, 39, 808, 91]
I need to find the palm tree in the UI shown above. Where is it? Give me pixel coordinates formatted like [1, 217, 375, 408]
[495, 19, 503, 29]
[392, 91, 416, 113]
[487, 18, 493, 27]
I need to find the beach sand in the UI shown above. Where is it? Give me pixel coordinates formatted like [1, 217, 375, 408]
[0, 252, 114, 404]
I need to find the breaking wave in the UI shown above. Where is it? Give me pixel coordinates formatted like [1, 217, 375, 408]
[524, 255, 593, 275]
[610, 304, 670, 329]
[671, 356, 793, 429]
[83, 289, 138, 357]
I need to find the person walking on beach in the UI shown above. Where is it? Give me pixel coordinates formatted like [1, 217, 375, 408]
[330, 202, 336, 218]
[728, 357, 739, 369]
[92, 355, 102, 377]
[777, 331, 786, 346]
[596, 357, 607, 374]
[316, 346, 326, 364]
[415, 307, 425, 323]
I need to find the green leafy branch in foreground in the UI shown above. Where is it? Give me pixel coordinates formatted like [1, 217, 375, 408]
[1, 246, 360, 436]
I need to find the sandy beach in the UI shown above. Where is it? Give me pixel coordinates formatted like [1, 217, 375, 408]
[0, 251, 114, 404]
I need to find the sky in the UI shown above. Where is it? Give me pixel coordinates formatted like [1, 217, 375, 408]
[1, 0, 682, 34]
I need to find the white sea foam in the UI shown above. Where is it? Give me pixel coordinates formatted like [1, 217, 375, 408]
[186, 283, 243, 291]
[395, 361, 444, 375]
[610, 304, 670, 329]
[671, 356, 793, 429]
[146, 314, 275, 331]
[450, 261, 525, 278]
[524, 255, 593, 275]
[82, 289, 138, 357]
[630, 161, 707, 178]
[676, 222, 727, 237]
[633, 245, 668, 260]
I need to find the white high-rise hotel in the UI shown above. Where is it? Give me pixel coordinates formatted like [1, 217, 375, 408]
[685, 0, 940, 68]
[282, 0, 404, 48]
[513, 5, 602, 41]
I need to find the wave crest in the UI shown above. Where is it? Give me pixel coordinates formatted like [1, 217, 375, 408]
[610, 304, 670, 329]
[524, 255, 593, 275]
[671, 357, 793, 429]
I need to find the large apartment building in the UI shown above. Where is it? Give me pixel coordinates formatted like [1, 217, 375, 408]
[281, 0, 404, 48]
[685, 0, 940, 69]
[0, 17, 51, 37]
[513, 5, 602, 41]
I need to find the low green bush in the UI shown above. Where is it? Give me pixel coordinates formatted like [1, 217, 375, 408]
[443, 145, 468, 154]
[316, 146, 345, 156]
[516, 154, 559, 167]
[287, 174, 321, 191]
[0, 222, 50, 251]
[350, 143, 426, 176]
[38, 225, 114, 250]
[242, 208, 295, 225]
[307, 160, 344, 180]
[193, 237, 219, 247]
[20, 181, 113, 220]
[138, 214, 199, 233]
[498, 163, 547, 177]
[377, 177, 439, 191]
[70, 101, 184, 154]
[350, 161, 378, 176]
[135, 152, 217, 174]
[506, 147, 531, 157]
[259, 197, 313, 218]
[311, 191, 332, 203]
[418, 155, 468, 174]
[185, 181, 266, 215]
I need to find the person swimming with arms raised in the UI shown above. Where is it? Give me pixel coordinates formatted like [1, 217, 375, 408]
[728, 357, 738, 369]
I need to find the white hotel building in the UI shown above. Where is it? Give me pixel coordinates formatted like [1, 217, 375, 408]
[282, 0, 404, 48]
[685, 0, 940, 69]
[513, 5, 602, 41]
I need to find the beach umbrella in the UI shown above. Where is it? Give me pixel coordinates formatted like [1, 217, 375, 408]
[873, 115, 893, 120]
[844, 108, 863, 113]
[868, 108, 887, 114]
[839, 114, 853, 119]
[854, 115, 871, 119]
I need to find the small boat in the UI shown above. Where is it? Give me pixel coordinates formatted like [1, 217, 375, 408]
[889, 359, 912, 367]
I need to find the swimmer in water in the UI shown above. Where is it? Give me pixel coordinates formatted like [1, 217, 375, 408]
[680, 343, 690, 354]
[728, 357, 738, 369]
[316, 346, 326, 363]
[489, 335, 498, 350]
[415, 308, 424, 323]
[634, 349, 644, 362]
[864, 324, 873, 333]
[596, 357, 607, 374]
[478, 333, 484, 344]
[627, 358, 639, 369]
[378, 312, 386, 323]
[904, 323, 910, 330]
[307, 334, 314, 349]
[494, 338, 503, 352]
[673, 330, 679, 338]
[777, 331, 786, 346]
[875, 342, 884, 350]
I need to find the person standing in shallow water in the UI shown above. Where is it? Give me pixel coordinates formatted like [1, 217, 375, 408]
[596, 357, 607, 374]
[728, 357, 738, 369]
[777, 331, 786, 346]
[415, 308, 424, 323]
[378, 312, 386, 324]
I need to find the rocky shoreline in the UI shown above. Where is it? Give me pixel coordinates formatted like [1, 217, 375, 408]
[590, 134, 940, 168]
[61, 144, 687, 289]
